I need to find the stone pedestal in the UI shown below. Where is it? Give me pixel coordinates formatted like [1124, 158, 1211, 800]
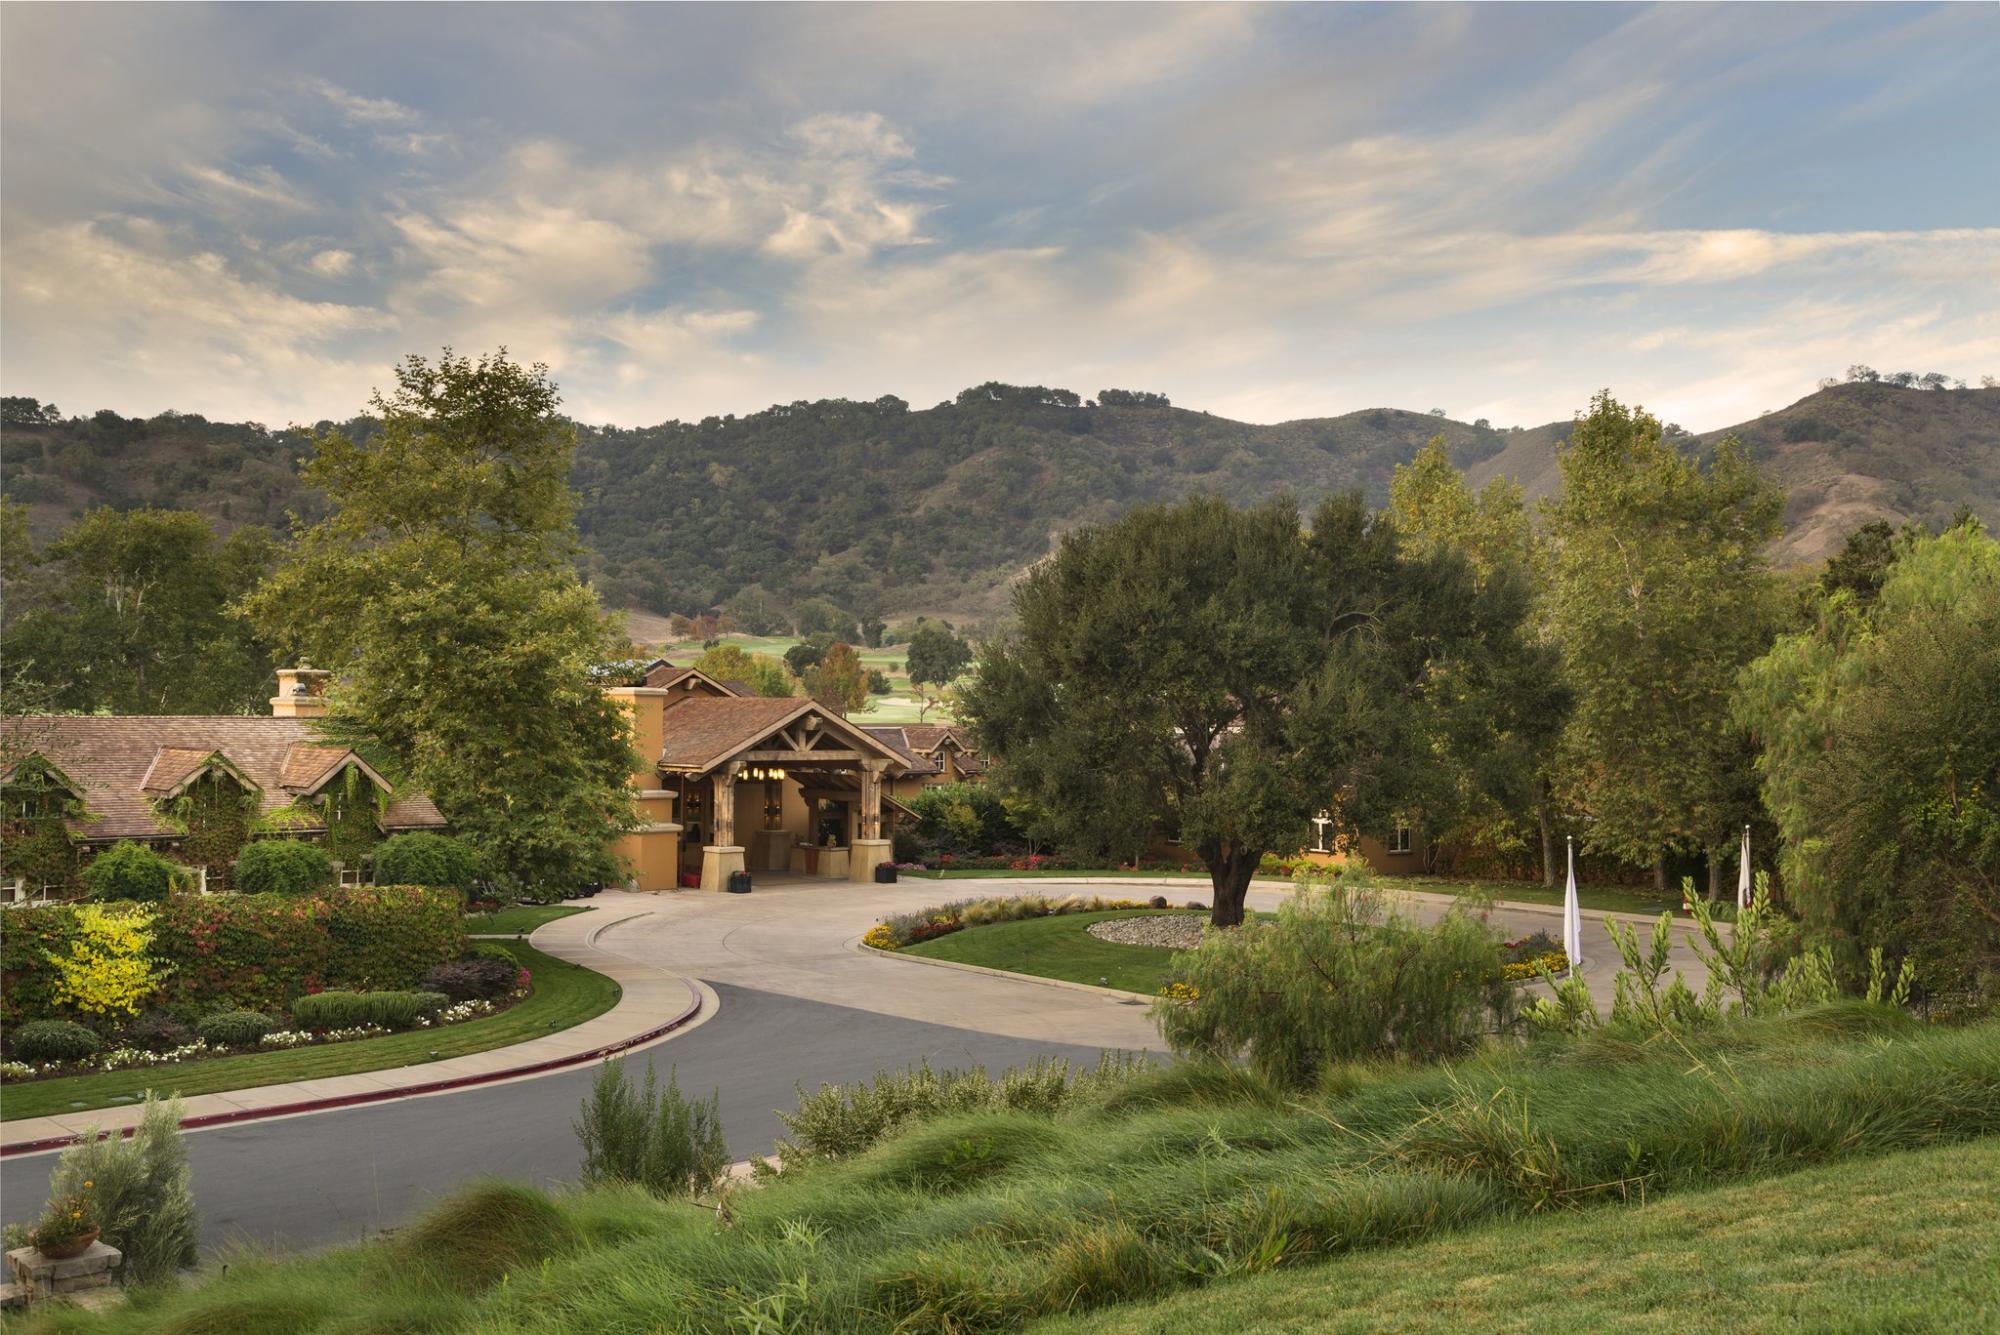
[752, 829, 792, 872]
[699, 845, 745, 893]
[7, 1241, 122, 1299]
[850, 838, 893, 882]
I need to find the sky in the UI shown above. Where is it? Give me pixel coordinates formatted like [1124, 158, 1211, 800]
[3, 2, 1996, 433]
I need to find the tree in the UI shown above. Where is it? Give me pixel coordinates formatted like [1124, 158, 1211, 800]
[783, 635, 832, 677]
[805, 642, 868, 715]
[373, 831, 483, 890]
[1819, 520, 1906, 607]
[1387, 439, 1569, 883]
[242, 350, 637, 895]
[905, 621, 973, 720]
[792, 598, 855, 640]
[2, 507, 278, 713]
[693, 643, 797, 697]
[958, 494, 1529, 926]
[720, 585, 787, 636]
[1543, 392, 1783, 891]
[1735, 522, 2000, 997]
[1, 397, 61, 426]
[859, 616, 887, 648]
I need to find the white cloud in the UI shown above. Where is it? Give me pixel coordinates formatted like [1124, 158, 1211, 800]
[307, 248, 356, 277]
[310, 78, 420, 124]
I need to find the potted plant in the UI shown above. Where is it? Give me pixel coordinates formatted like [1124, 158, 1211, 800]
[874, 861, 897, 884]
[30, 1187, 99, 1260]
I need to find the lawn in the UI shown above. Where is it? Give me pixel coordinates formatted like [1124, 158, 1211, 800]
[902, 867, 1213, 881]
[1041, 1134, 2000, 1333]
[0, 942, 620, 1121]
[899, 908, 1206, 993]
[466, 904, 592, 935]
[1414, 874, 1689, 918]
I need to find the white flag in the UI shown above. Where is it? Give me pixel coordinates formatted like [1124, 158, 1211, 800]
[1738, 825, 1753, 911]
[1563, 836, 1583, 969]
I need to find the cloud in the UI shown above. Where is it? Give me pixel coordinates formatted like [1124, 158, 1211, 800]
[307, 248, 356, 277]
[310, 79, 420, 124]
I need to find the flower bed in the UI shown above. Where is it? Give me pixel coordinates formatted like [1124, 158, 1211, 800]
[864, 893, 1168, 950]
[1500, 931, 1571, 981]
[0, 990, 522, 1084]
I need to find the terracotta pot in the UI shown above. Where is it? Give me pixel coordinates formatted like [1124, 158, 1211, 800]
[37, 1227, 99, 1260]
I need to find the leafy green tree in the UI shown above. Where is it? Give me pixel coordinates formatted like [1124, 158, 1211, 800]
[1544, 393, 1783, 890]
[906, 621, 973, 723]
[959, 494, 1528, 926]
[719, 585, 787, 636]
[2, 507, 278, 713]
[692, 644, 797, 697]
[1818, 520, 1909, 607]
[783, 636, 831, 677]
[791, 598, 855, 640]
[242, 351, 637, 895]
[1736, 522, 2000, 996]
[1388, 438, 1569, 882]
[805, 642, 868, 715]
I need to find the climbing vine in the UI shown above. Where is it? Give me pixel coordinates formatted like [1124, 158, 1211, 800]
[0, 756, 88, 896]
[152, 769, 258, 893]
[320, 766, 385, 873]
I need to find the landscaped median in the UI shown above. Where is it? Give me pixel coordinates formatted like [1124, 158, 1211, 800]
[0, 940, 617, 1122]
[860, 892, 1212, 995]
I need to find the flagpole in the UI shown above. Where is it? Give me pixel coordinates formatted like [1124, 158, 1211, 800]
[1563, 835, 1583, 970]
[1738, 823, 1752, 912]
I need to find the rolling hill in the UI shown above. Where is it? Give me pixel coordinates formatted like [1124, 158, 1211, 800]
[4, 382, 1995, 621]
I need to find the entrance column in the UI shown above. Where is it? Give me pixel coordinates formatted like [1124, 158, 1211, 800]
[851, 759, 892, 882]
[701, 762, 747, 892]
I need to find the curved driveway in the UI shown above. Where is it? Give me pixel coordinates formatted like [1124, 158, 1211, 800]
[1, 877, 1709, 1252]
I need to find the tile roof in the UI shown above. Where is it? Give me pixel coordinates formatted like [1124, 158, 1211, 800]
[861, 727, 940, 775]
[0, 715, 445, 842]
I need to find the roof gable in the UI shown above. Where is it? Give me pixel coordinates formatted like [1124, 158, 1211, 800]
[657, 697, 912, 774]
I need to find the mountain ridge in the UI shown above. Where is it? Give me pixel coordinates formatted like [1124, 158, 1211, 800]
[4, 382, 1995, 620]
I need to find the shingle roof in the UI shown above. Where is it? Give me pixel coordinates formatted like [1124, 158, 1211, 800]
[861, 726, 941, 775]
[0, 716, 446, 841]
[656, 697, 915, 774]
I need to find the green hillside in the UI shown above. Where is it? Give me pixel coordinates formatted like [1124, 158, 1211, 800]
[5, 381, 1995, 621]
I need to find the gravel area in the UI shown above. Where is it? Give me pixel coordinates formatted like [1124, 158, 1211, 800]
[1086, 915, 1206, 950]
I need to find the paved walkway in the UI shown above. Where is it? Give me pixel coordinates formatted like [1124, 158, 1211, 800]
[0, 906, 707, 1153]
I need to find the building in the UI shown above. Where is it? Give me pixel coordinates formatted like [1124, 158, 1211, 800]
[860, 724, 988, 800]
[605, 660, 921, 891]
[0, 666, 446, 892]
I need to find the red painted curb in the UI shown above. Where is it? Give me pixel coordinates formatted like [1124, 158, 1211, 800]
[1, 980, 704, 1158]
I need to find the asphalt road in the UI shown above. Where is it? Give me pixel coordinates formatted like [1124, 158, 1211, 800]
[0, 981, 1126, 1253]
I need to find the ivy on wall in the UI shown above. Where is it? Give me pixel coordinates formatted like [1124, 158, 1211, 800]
[320, 766, 384, 872]
[0, 756, 87, 894]
[153, 769, 258, 893]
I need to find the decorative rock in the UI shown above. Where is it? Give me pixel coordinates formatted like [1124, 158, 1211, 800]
[1, 1280, 29, 1311]
[6, 1241, 122, 1296]
[1086, 915, 1206, 950]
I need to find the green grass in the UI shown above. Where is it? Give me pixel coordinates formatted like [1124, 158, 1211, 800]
[0, 942, 620, 1121]
[1416, 874, 1689, 918]
[900, 908, 1202, 993]
[1038, 1135, 2000, 1333]
[902, 867, 1212, 880]
[20, 1009, 1998, 1334]
[465, 904, 592, 935]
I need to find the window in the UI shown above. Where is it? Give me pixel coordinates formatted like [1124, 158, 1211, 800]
[1309, 813, 1334, 854]
[1387, 826, 1413, 855]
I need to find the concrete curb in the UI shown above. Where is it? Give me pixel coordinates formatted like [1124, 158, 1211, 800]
[0, 907, 704, 1158]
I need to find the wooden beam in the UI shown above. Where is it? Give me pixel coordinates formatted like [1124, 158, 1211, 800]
[738, 749, 866, 763]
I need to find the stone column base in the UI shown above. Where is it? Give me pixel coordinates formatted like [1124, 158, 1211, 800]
[700, 845, 747, 893]
[850, 838, 893, 882]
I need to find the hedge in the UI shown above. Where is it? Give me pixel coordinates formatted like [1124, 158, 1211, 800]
[291, 990, 450, 1032]
[372, 832, 482, 892]
[235, 840, 334, 895]
[81, 841, 180, 903]
[0, 885, 466, 1026]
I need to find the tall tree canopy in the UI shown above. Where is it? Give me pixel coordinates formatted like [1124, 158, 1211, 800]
[242, 351, 636, 893]
[1736, 521, 2000, 996]
[2, 503, 277, 713]
[692, 644, 797, 698]
[1543, 393, 1782, 889]
[959, 493, 1534, 926]
[1387, 439, 1569, 881]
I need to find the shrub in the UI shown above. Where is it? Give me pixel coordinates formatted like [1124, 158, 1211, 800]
[81, 840, 180, 903]
[575, 1057, 727, 1198]
[1156, 871, 1514, 1087]
[121, 1010, 195, 1052]
[47, 903, 164, 1017]
[150, 884, 465, 1015]
[290, 990, 449, 1032]
[12, 1019, 102, 1064]
[235, 839, 334, 895]
[373, 832, 483, 893]
[391, 1181, 579, 1292]
[41, 1094, 198, 1282]
[870, 893, 1158, 948]
[0, 904, 77, 1029]
[197, 1010, 275, 1048]
[421, 957, 521, 1003]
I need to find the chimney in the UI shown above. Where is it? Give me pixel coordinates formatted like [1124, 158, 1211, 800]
[272, 662, 332, 718]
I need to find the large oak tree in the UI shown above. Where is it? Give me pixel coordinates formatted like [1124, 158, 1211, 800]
[958, 493, 1534, 926]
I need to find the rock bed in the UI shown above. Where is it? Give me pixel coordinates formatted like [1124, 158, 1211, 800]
[1086, 915, 1206, 950]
